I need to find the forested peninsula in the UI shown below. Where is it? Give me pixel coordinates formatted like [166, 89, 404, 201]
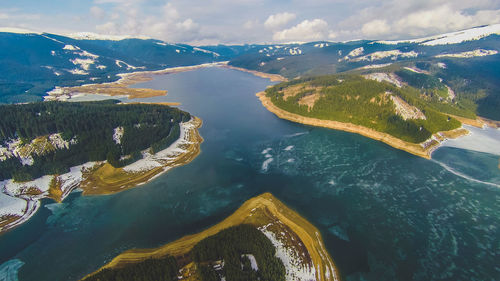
[260, 74, 476, 158]
[82, 193, 339, 281]
[0, 100, 203, 233]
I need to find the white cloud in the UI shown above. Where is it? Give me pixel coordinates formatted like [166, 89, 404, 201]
[176, 18, 198, 31]
[163, 3, 180, 20]
[361, 19, 390, 37]
[90, 6, 105, 19]
[96, 21, 117, 34]
[393, 5, 500, 36]
[243, 19, 259, 29]
[264, 12, 296, 29]
[273, 19, 330, 42]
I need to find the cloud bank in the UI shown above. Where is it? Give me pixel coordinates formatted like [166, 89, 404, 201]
[0, 0, 499, 44]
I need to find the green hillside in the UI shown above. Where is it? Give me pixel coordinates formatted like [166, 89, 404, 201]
[266, 75, 463, 143]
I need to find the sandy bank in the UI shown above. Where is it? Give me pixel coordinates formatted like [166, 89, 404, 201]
[45, 62, 227, 101]
[223, 65, 287, 82]
[257, 92, 469, 159]
[82, 193, 339, 281]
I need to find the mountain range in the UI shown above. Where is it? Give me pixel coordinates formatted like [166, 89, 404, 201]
[1, 24, 499, 119]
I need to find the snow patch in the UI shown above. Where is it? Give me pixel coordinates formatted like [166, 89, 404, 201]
[377, 24, 500, 46]
[350, 50, 418, 62]
[63, 44, 80, 51]
[288, 47, 302, 55]
[0, 27, 40, 34]
[113, 127, 124, 145]
[314, 43, 329, 48]
[358, 63, 392, 70]
[388, 92, 426, 120]
[341, 47, 364, 61]
[0, 192, 27, 218]
[193, 47, 220, 57]
[115, 60, 145, 70]
[435, 49, 498, 58]
[284, 145, 294, 151]
[68, 69, 89, 75]
[121, 118, 197, 173]
[259, 227, 316, 281]
[67, 32, 149, 41]
[70, 58, 95, 70]
[364, 72, 404, 88]
[437, 62, 447, 69]
[241, 254, 258, 271]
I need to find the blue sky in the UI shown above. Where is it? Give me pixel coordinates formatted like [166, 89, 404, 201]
[1, 0, 500, 44]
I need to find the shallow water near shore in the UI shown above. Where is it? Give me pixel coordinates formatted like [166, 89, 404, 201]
[0, 67, 499, 281]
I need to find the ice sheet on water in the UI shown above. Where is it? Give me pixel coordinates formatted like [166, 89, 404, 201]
[0, 259, 24, 281]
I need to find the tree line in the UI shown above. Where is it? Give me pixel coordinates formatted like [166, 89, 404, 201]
[0, 100, 191, 181]
[266, 74, 461, 143]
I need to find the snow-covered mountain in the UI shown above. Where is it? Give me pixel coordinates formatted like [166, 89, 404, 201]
[1, 24, 500, 120]
[377, 24, 500, 46]
[0, 30, 222, 103]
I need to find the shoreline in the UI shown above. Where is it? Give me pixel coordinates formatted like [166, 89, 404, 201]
[80, 116, 203, 195]
[45, 62, 228, 101]
[82, 193, 340, 281]
[0, 117, 203, 233]
[257, 91, 470, 159]
[222, 64, 288, 82]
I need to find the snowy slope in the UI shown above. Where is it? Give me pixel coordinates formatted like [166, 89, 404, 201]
[67, 32, 150, 41]
[378, 24, 500, 46]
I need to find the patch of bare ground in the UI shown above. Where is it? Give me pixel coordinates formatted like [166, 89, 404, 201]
[387, 92, 426, 120]
[478, 117, 500, 129]
[447, 114, 485, 128]
[81, 193, 339, 281]
[298, 93, 321, 111]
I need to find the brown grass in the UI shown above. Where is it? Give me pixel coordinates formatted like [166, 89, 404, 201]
[0, 214, 22, 229]
[447, 114, 484, 128]
[81, 193, 339, 281]
[298, 93, 321, 111]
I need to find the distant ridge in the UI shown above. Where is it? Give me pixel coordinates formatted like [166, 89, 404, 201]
[0, 27, 41, 34]
[67, 32, 150, 41]
[377, 23, 500, 45]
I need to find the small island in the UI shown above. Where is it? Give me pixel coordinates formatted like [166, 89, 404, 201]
[0, 100, 203, 233]
[258, 74, 485, 159]
[81, 193, 340, 281]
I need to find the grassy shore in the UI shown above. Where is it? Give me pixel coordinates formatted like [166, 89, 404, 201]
[82, 193, 340, 281]
[257, 92, 470, 159]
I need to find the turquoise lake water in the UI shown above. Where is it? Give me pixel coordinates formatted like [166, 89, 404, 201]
[0, 67, 499, 281]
